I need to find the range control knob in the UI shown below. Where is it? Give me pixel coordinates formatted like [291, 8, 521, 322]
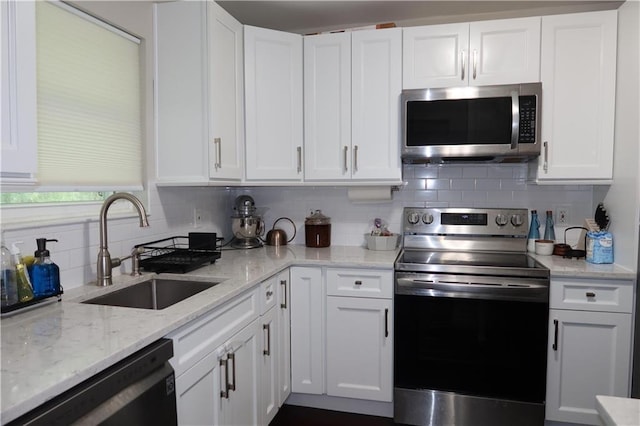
[407, 211, 420, 225]
[511, 214, 524, 227]
[495, 214, 509, 227]
[422, 213, 434, 224]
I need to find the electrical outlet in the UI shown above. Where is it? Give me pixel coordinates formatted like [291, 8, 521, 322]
[193, 208, 202, 227]
[555, 205, 571, 225]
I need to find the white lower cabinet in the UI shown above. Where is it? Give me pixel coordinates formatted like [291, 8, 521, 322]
[546, 278, 633, 425]
[168, 283, 265, 426]
[291, 266, 393, 403]
[325, 296, 392, 401]
[276, 270, 292, 406]
[290, 266, 325, 394]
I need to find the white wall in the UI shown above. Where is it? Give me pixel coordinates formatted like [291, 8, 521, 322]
[603, 1, 640, 271]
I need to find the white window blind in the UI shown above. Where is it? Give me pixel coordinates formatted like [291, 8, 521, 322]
[35, 1, 142, 189]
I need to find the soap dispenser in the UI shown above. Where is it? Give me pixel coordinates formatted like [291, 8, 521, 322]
[11, 242, 34, 302]
[30, 238, 60, 298]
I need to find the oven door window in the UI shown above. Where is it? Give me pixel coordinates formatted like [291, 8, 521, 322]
[406, 98, 512, 146]
[394, 294, 548, 403]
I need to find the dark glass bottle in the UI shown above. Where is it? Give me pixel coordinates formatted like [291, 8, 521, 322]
[544, 210, 556, 241]
[527, 210, 540, 252]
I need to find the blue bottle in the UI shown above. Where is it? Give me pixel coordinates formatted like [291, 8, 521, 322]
[544, 210, 556, 241]
[527, 210, 540, 252]
[29, 238, 60, 298]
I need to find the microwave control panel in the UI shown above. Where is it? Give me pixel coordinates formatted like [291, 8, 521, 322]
[518, 96, 537, 143]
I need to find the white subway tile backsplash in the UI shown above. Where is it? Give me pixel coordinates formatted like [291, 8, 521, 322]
[1, 163, 600, 290]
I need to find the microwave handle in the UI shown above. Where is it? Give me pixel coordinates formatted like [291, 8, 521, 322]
[510, 91, 519, 150]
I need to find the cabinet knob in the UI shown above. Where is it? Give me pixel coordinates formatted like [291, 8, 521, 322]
[354, 280, 362, 286]
[266, 290, 273, 297]
[586, 291, 596, 298]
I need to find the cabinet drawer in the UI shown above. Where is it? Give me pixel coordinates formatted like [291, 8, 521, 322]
[260, 275, 277, 315]
[168, 288, 259, 377]
[550, 278, 634, 313]
[326, 268, 393, 298]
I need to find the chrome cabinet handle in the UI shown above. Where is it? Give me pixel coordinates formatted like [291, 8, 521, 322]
[472, 49, 478, 80]
[384, 308, 389, 338]
[280, 279, 287, 309]
[343, 146, 348, 172]
[263, 323, 271, 356]
[510, 91, 519, 150]
[353, 145, 358, 173]
[228, 352, 236, 391]
[586, 291, 596, 298]
[213, 137, 222, 170]
[461, 50, 466, 81]
[552, 319, 559, 351]
[297, 146, 302, 173]
[220, 358, 229, 398]
[543, 141, 549, 173]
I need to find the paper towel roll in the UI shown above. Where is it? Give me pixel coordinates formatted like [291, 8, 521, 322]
[347, 186, 393, 203]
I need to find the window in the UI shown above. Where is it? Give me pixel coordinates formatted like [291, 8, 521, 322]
[35, 1, 143, 188]
[1, 1, 145, 225]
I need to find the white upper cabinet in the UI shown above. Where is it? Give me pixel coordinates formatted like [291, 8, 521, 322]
[244, 25, 303, 181]
[304, 28, 402, 182]
[1, 0, 37, 183]
[155, 1, 243, 184]
[208, 1, 245, 180]
[304, 32, 351, 181]
[403, 17, 541, 89]
[534, 10, 617, 183]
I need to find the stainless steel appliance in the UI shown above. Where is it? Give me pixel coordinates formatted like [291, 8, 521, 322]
[401, 83, 541, 163]
[231, 195, 264, 249]
[9, 338, 177, 425]
[394, 207, 550, 426]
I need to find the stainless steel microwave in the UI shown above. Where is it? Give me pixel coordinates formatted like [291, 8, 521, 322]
[401, 83, 542, 163]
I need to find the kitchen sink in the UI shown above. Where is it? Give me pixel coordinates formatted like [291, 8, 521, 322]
[82, 278, 221, 310]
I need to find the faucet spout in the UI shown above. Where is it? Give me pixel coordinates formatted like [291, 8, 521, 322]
[97, 192, 149, 286]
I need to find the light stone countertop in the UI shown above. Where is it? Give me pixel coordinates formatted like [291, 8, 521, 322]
[529, 253, 636, 279]
[1, 245, 635, 423]
[0, 245, 398, 424]
[596, 395, 640, 426]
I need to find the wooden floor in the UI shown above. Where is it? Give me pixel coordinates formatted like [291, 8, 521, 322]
[269, 404, 395, 426]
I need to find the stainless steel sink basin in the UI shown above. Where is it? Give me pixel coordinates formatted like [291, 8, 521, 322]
[82, 278, 220, 310]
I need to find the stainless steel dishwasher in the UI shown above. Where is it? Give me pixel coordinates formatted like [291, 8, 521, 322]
[9, 338, 177, 426]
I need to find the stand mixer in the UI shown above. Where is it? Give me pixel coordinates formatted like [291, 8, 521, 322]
[231, 195, 264, 248]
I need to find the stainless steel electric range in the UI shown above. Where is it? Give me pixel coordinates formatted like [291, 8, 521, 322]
[394, 207, 550, 426]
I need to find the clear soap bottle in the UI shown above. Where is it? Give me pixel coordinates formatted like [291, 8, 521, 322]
[1, 244, 18, 307]
[11, 242, 34, 302]
[527, 210, 540, 252]
[544, 210, 556, 242]
[30, 238, 60, 298]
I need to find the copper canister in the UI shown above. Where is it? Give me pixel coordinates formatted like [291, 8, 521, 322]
[305, 210, 331, 248]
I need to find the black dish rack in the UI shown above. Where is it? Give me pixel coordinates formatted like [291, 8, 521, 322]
[136, 234, 222, 274]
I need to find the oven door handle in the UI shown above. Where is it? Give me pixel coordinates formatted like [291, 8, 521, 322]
[396, 277, 548, 302]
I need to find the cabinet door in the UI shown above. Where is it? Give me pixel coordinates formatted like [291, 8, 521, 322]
[326, 296, 393, 402]
[222, 319, 261, 426]
[546, 309, 632, 425]
[303, 32, 351, 181]
[402, 23, 469, 89]
[1, 0, 37, 182]
[290, 266, 324, 394]
[537, 11, 617, 183]
[351, 28, 402, 181]
[260, 306, 278, 425]
[469, 17, 541, 86]
[244, 25, 303, 181]
[276, 269, 291, 406]
[155, 1, 209, 184]
[208, 2, 244, 180]
[174, 349, 222, 426]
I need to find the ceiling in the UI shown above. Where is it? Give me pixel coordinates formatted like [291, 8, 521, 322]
[216, 1, 624, 34]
